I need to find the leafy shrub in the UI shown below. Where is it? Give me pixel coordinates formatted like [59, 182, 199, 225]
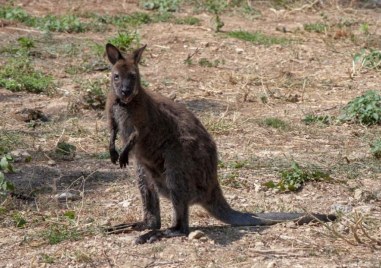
[0, 57, 54, 94]
[339, 90, 381, 125]
[264, 162, 331, 192]
[260, 117, 289, 130]
[0, 155, 15, 197]
[141, 0, 183, 12]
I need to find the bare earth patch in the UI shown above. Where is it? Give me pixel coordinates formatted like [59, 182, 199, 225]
[0, 1, 380, 267]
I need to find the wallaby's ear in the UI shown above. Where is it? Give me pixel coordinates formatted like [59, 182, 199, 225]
[106, 43, 123, 65]
[133, 44, 147, 65]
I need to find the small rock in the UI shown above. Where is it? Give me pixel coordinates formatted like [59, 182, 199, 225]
[254, 183, 262, 193]
[285, 221, 296, 228]
[55, 192, 81, 202]
[9, 149, 31, 163]
[354, 189, 363, 200]
[47, 160, 56, 166]
[188, 230, 205, 240]
[255, 241, 265, 248]
[267, 261, 276, 268]
[118, 200, 132, 208]
[235, 48, 244, 54]
[168, 91, 177, 100]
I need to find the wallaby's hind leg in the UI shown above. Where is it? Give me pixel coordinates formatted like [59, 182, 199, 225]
[104, 164, 161, 235]
[135, 168, 189, 244]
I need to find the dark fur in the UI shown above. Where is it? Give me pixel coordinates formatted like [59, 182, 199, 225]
[105, 43, 336, 244]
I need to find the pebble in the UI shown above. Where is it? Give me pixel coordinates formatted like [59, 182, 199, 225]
[9, 149, 31, 163]
[188, 230, 205, 240]
[55, 192, 81, 202]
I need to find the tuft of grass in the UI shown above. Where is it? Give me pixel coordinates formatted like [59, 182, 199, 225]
[370, 139, 381, 159]
[107, 31, 140, 52]
[81, 79, 108, 109]
[0, 131, 22, 155]
[43, 225, 81, 245]
[353, 49, 381, 71]
[260, 117, 289, 130]
[227, 30, 291, 45]
[302, 114, 333, 125]
[94, 12, 152, 28]
[203, 116, 234, 135]
[12, 212, 27, 228]
[141, 0, 183, 12]
[55, 141, 76, 157]
[198, 58, 221, 67]
[40, 254, 55, 264]
[0, 57, 54, 94]
[339, 90, 381, 125]
[303, 23, 328, 33]
[264, 161, 331, 192]
[174, 16, 201, 25]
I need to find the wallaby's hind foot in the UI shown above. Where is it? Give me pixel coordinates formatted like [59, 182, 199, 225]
[135, 228, 187, 244]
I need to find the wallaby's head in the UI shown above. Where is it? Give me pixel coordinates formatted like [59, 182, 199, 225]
[105, 43, 146, 103]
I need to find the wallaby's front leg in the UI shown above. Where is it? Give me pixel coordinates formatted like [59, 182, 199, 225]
[119, 130, 138, 168]
[109, 118, 119, 164]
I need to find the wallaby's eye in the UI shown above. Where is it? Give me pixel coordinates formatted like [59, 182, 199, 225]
[114, 74, 120, 81]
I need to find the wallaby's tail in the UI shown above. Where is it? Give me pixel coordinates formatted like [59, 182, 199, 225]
[202, 186, 336, 226]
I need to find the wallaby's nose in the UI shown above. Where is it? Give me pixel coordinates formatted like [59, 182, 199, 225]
[121, 88, 130, 96]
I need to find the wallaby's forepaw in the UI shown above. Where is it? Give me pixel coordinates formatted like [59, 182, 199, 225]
[119, 150, 129, 168]
[110, 149, 119, 164]
[135, 228, 187, 244]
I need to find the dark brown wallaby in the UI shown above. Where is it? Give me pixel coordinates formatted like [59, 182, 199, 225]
[105, 43, 336, 244]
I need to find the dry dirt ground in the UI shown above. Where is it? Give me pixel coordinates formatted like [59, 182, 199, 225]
[0, 0, 381, 267]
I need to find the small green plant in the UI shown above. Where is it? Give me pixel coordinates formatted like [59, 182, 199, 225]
[359, 22, 369, 35]
[174, 16, 201, 25]
[264, 162, 331, 192]
[339, 90, 381, 125]
[303, 23, 327, 33]
[228, 30, 291, 46]
[353, 49, 381, 71]
[302, 114, 333, 125]
[43, 224, 81, 245]
[40, 254, 55, 264]
[36, 14, 86, 33]
[55, 141, 76, 156]
[107, 31, 140, 52]
[141, 0, 182, 12]
[204, 0, 226, 32]
[95, 12, 152, 28]
[81, 79, 108, 109]
[12, 212, 27, 228]
[198, 58, 220, 67]
[0, 57, 54, 94]
[260, 117, 288, 130]
[0, 6, 30, 22]
[370, 139, 381, 159]
[17, 37, 34, 49]
[219, 171, 246, 188]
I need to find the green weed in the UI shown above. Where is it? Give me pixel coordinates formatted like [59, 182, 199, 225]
[370, 139, 381, 159]
[260, 117, 289, 130]
[227, 30, 291, 45]
[81, 79, 108, 109]
[353, 49, 381, 71]
[141, 0, 183, 12]
[0, 155, 15, 198]
[12, 212, 27, 228]
[0, 57, 54, 94]
[302, 114, 333, 125]
[94, 12, 151, 28]
[55, 141, 76, 157]
[43, 224, 81, 245]
[339, 90, 381, 125]
[174, 16, 201, 25]
[0, 131, 21, 155]
[107, 31, 140, 52]
[264, 162, 331, 192]
[40, 254, 55, 264]
[304, 23, 328, 33]
[198, 58, 221, 67]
